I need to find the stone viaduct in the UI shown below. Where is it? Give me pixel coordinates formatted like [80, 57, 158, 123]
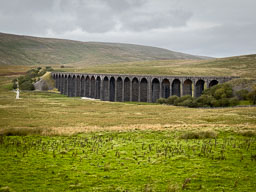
[52, 72, 235, 102]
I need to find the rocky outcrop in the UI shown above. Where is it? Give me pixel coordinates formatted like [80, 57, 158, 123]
[34, 72, 55, 91]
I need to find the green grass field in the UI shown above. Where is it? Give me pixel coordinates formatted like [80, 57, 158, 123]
[1, 132, 256, 191]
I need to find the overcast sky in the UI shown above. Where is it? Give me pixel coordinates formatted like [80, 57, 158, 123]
[0, 0, 255, 57]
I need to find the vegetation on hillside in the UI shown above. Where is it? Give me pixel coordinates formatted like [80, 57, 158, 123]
[157, 83, 256, 107]
[12, 66, 53, 90]
[248, 85, 256, 104]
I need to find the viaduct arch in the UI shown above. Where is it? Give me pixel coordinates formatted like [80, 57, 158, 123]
[52, 72, 236, 103]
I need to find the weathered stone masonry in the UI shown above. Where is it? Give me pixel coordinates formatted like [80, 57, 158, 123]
[52, 72, 235, 102]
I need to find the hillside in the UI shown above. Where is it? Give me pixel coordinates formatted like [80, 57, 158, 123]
[0, 32, 207, 66]
[59, 54, 256, 78]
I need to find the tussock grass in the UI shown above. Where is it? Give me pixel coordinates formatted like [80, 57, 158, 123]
[0, 127, 44, 136]
[238, 130, 256, 137]
[0, 186, 15, 192]
[179, 130, 217, 139]
[0, 131, 255, 191]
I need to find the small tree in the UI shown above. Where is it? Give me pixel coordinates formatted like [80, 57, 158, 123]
[229, 97, 239, 106]
[20, 80, 34, 90]
[236, 89, 249, 100]
[174, 95, 193, 106]
[248, 86, 256, 104]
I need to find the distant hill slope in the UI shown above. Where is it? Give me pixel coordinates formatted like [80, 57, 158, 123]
[61, 54, 256, 78]
[0, 32, 209, 66]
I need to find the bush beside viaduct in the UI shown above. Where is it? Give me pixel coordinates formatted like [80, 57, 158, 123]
[52, 72, 235, 102]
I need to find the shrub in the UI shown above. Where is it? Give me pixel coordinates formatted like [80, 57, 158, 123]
[218, 98, 230, 107]
[12, 67, 54, 91]
[174, 95, 193, 106]
[46, 66, 54, 71]
[178, 98, 194, 107]
[12, 79, 18, 89]
[236, 89, 249, 100]
[157, 98, 167, 104]
[166, 95, 179, 105]
[203, 83, 233, 100]
[20, 80, 34, 90]
[229, 97, 239, 106]
[196, 95, 215, 107]
[210, 99, 220, 107]
[248, 86, 256, 104]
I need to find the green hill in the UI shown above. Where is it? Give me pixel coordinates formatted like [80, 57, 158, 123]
[60, 54, 256, 78]
[0, 32, 208, 66]
[0, 32, 255, 79]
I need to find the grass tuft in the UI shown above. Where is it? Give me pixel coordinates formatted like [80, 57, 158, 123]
[238, 130, 256, 137]
[0, 128, 43, 136]
[179, 130, 217, 139]
[0, 186, 15, 192]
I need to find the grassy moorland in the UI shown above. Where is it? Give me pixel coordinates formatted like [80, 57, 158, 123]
[0, 34, 256, 190]
[0, 32, 205, 67]
[0, 72, 256, 191]
[61, 54, 256, 78]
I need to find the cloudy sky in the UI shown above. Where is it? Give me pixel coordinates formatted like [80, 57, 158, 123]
[0, 0, 255, 57]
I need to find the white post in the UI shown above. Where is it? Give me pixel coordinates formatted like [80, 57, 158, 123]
[16, 80, 20, 99]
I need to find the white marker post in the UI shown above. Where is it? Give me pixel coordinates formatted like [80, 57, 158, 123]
[16, 80, 20, 99]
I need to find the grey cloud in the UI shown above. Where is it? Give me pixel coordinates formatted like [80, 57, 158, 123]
[0, 0, 192, 34]
[120, 9, 192, 31]
[0, 0, 256, 57]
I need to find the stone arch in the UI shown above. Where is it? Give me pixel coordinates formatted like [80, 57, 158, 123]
[62, 75, 66, 93]
[70, 75, 76, 97]
[56, 75, 60, 90]
[183, 79, 192, 96]
[67, 75, 72, 96]
[172, 79, 181, 97]
[132, 77, 139, 102]
[162, 79, 170, 98]
[103, 76, 109, 101]
[58, 75, 61, 93]
[152, 78, 160, 102]
[80, 76, 85, 97]
[109, 77, 115, 101]
[124, 77, 130, 102]
[90, 76, 96, 98]
[209, 80, 218, 88]
[64, 75, 68, 95]
[95, 76, 101, 99]
[196, 79, 205, 97]
[85, 76, 90, 97]
[140, 78, 148, 102]
[116, 77, 123, 102]
[59, 75, 64, 94]
[76, 76, 81, 97]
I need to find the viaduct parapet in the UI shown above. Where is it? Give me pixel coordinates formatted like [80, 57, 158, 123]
[52, 72, 236, 102]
